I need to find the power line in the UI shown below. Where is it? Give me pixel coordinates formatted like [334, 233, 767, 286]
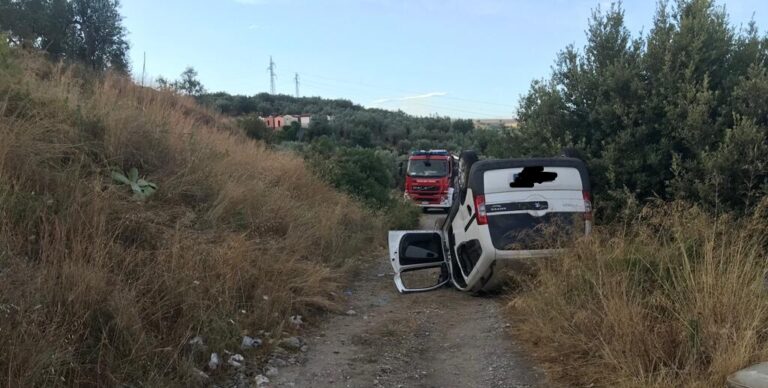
[276, 63, 516, 109]
[300, 72, 515, 109]
[299, 78, 514, 118]
[268, 56, 277, 94]
[300, 79, 504, 118]
[300, 79, 508, 117]
[388, 100, 504, 118]
[275, 63, 517, 113]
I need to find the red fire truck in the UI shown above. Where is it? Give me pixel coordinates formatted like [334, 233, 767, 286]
[403, 150, 456, 210]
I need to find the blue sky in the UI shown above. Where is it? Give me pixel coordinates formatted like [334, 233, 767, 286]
[122, 0, 768, 118]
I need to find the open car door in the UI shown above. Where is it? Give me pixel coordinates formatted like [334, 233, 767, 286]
[388, 231, 449, 293]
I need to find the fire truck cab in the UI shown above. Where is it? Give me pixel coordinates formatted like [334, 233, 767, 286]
[403, 150, 456, 210]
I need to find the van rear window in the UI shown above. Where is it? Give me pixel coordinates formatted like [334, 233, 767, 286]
[489, 212, 584, 250]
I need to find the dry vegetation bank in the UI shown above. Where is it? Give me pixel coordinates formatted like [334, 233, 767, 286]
[0, 49, 382, 386]
[509, 201, 768, 387]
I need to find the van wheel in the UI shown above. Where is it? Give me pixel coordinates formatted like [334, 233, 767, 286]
[457, 150, 479, 203]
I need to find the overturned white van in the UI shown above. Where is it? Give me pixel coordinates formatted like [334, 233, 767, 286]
[389, 154, 592, 294]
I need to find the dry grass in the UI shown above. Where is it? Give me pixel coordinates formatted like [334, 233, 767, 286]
[0, 50, 382, 386]
[508, 201, 768, 387]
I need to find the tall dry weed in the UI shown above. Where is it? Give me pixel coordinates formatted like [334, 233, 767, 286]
[509, 200, 768, 387]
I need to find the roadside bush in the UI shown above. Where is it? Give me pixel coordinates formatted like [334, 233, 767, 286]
[275, 121, 302, 142]
[382, 196, 421, 229]
[239, 113, 272, 141]
[301, 141, 419, 229]
[306, 143, 392, 209]
[329, 147, 393, 208]
[509, 200, 768, 387]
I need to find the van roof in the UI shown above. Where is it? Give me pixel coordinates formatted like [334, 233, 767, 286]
[468, 157, 590, 195]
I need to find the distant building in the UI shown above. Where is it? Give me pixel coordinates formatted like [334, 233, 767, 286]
[260, 114, 314, 130]
[262, 115, 276, 129]
[260, 115, 284, 130]
[299, 114, 312, 128]
[473, 118, 518, 130]
[282, 115, 298, 126]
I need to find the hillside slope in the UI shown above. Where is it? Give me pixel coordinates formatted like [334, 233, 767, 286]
[0, 47, 381, 386]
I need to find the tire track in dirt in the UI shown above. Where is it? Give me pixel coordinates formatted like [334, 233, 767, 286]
[271, 213, 546, 387]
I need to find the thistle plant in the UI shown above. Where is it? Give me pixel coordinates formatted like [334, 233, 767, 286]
[111, 167, 157, 200]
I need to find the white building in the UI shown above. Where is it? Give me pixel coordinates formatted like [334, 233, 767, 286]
[299, 114, 311, 128]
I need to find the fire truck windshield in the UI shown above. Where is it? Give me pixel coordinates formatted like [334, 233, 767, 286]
[407, 159, 448, 177]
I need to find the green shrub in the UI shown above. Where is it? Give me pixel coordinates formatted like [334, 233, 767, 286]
[510, 1, 768, 220]
[305, 142, 393, 209]
[383, 197, 421, 229]
[239, 114, 272, 142]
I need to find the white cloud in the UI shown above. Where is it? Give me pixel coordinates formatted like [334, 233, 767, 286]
[247, 24, 260, 30]
[234, 0, 266, 5]
[371, 92, 447, 105]
[361, 0, 506, 17]
[400, 92, 448, 100]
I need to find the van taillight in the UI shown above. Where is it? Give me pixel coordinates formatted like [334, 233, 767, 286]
[474, 195, 488, 225]
[583, 191, 593, 221]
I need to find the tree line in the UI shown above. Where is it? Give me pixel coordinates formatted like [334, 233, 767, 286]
[197, 91, 481, 152]
[195, 91, 505, 210]
[0, 0, 129, 71]
[497, 0, 768, 218]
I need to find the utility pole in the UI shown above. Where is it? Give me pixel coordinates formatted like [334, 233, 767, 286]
[268, 56, 276, 94]
[141, 51, 146, 87]
[294, 73, 300, 98]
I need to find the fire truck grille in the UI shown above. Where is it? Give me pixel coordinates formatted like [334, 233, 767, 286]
[412, 185, 440, 192]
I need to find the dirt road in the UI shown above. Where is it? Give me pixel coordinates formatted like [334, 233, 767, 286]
[271, 213, 546, 388]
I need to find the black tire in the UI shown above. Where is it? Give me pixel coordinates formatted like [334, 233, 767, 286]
[457, 150, 479, 204]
